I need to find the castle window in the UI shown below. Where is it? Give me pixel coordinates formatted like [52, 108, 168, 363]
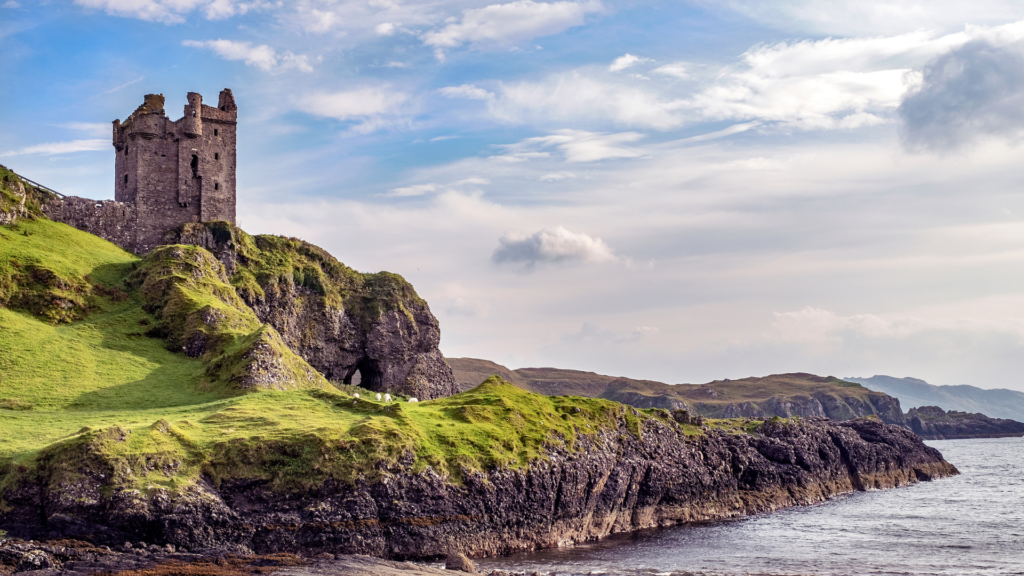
[123, 174, 128, 184]
[214, 129, 218, 136]
[190, 154, 199, 178]
[125, 146, 128, 156]
[214, 183, 219, 190]
[215, 153, 219, 160]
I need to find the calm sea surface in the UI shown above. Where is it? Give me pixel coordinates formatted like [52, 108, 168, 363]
[475, 437, 1024, 576]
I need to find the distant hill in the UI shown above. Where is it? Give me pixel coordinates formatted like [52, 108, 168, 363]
[844, 375, 1024, 422]
[447, 358, 906, 425]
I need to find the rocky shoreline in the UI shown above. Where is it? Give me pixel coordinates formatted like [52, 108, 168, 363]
[1, 416, 958, 561]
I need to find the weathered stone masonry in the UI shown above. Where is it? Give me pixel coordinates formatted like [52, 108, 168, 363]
[44, 89, 237, 254]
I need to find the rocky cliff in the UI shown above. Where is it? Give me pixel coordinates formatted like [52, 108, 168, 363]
[0, 379, 956, 560]
[906, 406, 1024, 440]
[165, 222, 458, 400]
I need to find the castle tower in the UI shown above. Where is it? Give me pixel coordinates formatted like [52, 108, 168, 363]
[111, 89, 237, 253]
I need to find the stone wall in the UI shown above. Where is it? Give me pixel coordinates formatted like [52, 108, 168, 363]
[42, 197, 137, 252]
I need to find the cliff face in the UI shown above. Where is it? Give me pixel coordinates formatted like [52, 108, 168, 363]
[0, 411, 956, 559]
[907, 406, 1024, 440]
[165, 223, 458, 400]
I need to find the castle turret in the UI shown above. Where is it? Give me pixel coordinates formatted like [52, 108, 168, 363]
[218, 88, 237, 112]
[182, 92, 203, 138]
[111, 120, 125, 151]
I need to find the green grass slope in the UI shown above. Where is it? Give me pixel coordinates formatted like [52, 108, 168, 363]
[0, 205, 691, 506]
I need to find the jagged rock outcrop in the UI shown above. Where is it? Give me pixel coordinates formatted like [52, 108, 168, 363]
[907, 406, 1024, 440]
[0, 415, 956, 559]
[163, 222, 458, 400]
[0, 165, 55, 225]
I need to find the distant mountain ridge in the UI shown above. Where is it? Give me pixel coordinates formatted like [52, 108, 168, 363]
[844, 375, 1024, 422]
[447, 358, 906, 425]
[447, 359, 1024, 440]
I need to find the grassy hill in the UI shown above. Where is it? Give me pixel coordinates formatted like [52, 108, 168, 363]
[0, 173, 680, 501]
[448, 358, 903, 422]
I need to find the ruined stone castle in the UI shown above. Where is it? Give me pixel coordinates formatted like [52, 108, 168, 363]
[44, 89, 237, 253]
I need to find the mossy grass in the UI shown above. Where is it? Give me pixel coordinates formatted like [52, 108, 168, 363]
[0, 217, 722, 505]
[178, 222, 426, 328]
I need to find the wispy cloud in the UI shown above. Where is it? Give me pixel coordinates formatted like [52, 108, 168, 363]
[439, 84, 495, 100]
[57, 122, 111, 138]
[385, 177, 488, 197]
[299, 87, 410, 133]
[496, 130, 646, 162]
[609, 53, 652, 72]
[652, 63, 688, 78]
[183, 39, 315, 72]
[102, 76, 145, 95]
[75, 0, 254, 24]
[0, 139, 107, 157]
[422, 0, 603, 60]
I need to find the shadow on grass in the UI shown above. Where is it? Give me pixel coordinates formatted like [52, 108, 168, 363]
[66, 262, 232, 411]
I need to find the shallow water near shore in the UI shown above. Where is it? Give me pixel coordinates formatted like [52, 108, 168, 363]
[474, 437, 1024, 576]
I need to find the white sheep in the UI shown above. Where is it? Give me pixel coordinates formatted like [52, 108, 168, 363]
[408, 397, 418, 403]
[376, 393, 382, 401]
[353, 393, 360, 399]
[384, 393, 392, 403]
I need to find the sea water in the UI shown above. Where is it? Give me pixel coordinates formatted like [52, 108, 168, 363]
[475, 437, 1024, 576]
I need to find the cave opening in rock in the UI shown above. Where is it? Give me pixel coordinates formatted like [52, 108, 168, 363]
[344, 358, 384, 390]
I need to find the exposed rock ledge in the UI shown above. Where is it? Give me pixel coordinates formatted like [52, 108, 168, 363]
[0, 417, 957, 560]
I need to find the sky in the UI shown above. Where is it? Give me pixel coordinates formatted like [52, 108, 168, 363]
[3, 1, 1024, 390]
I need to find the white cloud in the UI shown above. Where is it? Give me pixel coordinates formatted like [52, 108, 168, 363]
[3, 1, 21, 8]
[74, 0, 252, 24]
[387, 183, 439, 197]
[383, 61, 409, 68]
[700, 0, 1024, 36]
[439, 84, 495, 100]
[422, 0, 603, 59]
[183, 39, 314, 72]
[376, 22, 396, 35]
[486, 29, 979, 131]
[608, 53, 652, 72]
[497, 129, 646, 162]
[492, 225, 617, 268]
[652, 63, 688, 79]
[385, 177, 489, 197]
[492, 73, 689, 129]
[540, 171, 576, 181]
[0, 139, 107, 157]
[299, 87, 411, 133]
[59, 122, 111, 137]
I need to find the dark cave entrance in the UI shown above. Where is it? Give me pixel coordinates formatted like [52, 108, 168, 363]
[344, 358, 384, 390]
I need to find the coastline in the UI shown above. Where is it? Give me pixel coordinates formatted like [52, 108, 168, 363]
[1, 416, 957, 561]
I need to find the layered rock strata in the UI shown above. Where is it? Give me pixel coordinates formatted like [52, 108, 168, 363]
[0, 417, 956, 559]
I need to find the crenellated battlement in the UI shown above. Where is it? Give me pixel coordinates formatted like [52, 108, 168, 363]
[90, 89, 238, 253]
